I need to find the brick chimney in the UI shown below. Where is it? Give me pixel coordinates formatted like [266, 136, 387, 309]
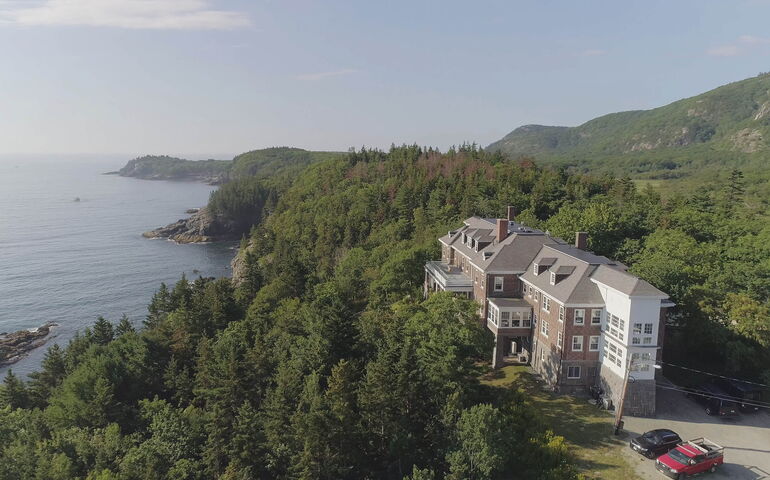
[575, 232, 588, 250]
[507, 206, 517, 221]
[497, 219, 509, 243]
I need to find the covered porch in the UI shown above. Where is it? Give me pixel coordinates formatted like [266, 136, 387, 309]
[487, 298, 533, 368]
[424, 261, 473, 299]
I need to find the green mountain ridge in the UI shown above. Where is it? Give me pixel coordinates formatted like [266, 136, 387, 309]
[488, 73, 770, 180]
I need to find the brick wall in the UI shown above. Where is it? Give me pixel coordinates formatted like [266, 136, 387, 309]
[561, 307, 602, 390]
[486, 274, 521, 298]
[529, 293, 562, 386]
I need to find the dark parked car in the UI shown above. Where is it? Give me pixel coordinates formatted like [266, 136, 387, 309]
[715, 378, 764, 412]
[685, 382, 739, 417]
[630, 429, 682, 458]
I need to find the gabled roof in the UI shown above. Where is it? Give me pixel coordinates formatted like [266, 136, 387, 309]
[590, 265, 666, 297]
[438, 217, 565, 273]
[520, 243, 668, 304]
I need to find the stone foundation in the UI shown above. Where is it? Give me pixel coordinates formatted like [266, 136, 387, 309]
[599, 364, 656, 417]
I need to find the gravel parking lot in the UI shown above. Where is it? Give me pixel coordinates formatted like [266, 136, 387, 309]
[621, 379, 770, 480]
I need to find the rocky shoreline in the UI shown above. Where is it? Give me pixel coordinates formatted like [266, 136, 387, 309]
[143, 207, 239, 244]
[1, 323, 57, 367]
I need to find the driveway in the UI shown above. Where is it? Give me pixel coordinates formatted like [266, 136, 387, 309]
[621, 379, 770, 479]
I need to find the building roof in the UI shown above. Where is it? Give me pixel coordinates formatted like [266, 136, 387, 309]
[590, 265, 666, 297]
[488, 298, 532, 309]
[439, 217, 565, 273]
[438, 216, 669, 306]
[520, 243, 667, 304]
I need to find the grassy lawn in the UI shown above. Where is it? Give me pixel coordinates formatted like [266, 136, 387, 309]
[481, 365, 640, 480]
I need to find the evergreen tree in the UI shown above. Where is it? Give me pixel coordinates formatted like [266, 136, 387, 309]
[116, 314, 135, 336]
[28, 344, 67, 407]
[92, 316, 115, 345]
[1, 370, 29, 409]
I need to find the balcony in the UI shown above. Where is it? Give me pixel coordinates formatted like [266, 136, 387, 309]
[424, 261, 473, 294]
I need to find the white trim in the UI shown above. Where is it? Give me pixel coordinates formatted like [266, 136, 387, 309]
[571, 335, 584, 352]
[567, 365, 581, 379]
[573, 308, 585, 326]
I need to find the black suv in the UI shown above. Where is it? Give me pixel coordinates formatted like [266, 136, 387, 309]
[715, 378, 764, 413]
[629, 429, 682, 458]
[685, 382, 739, 417]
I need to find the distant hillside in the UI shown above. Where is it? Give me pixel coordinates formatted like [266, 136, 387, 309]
[118, 155, 230, 183]
[488, 73, 770, 182]
[131, 147, 345, 240]
[117, 148, 342, 184]
[229, 147, 341, 179]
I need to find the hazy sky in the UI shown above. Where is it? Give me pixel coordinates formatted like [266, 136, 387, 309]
[1, 0, 769, 158]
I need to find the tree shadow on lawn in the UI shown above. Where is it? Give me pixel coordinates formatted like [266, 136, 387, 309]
[488, 367, 621, 449]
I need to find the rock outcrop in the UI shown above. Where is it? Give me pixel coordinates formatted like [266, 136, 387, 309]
[731, 128, 765, 153]
[0, 323, 57, 367]
[143, 207, 238, 243]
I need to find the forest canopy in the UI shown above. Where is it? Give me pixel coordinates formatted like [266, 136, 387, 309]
[2, 144, 768, 479]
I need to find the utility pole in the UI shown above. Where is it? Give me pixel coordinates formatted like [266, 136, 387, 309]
[614, 360, 632, 435]
[614, 357, 661, 435]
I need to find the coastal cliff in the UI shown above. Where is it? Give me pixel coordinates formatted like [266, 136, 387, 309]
[143, 207, 239, 243]
[1, 323, 56, 367]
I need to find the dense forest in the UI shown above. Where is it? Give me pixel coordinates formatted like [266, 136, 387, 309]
[2, 145, 768, 479]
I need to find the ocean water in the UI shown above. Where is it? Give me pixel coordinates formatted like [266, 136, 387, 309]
[0, 156, 235, 377]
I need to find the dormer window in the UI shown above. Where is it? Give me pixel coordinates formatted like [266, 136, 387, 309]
[550, 265, 575, 284]
[533, 258, 555, 276]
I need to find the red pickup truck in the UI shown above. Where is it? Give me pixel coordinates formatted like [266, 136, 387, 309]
[655, 438, 724, 478]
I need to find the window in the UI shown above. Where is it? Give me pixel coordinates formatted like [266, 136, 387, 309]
[567, 366, 581, 379]
[511, 311, 520, 327]
[494, 276, 504, 292]
[589, 336, 599, 351]
[610, 315, 619, 328]
[644, 323, 653, 335]
[540, 348, 545, 364]
[643, 337, 652, 345]
[574, 309, 585, 326]
[523, 312, 532, 328]
[619, 319, 625, 330]
[501, 311, 510, 328]
[588, 366, 597, 378]
[543, 296, 551, 313]
[534, 290, 540, 302]
[633, 323, 642, 334]
[591, 309, 602, 325]
[559, 305, 565, 322]
[557, 331, 563, 348]
[632, 337, 641, 345]
[572, 336, 583, 351]
[533, 263, 539, 275]
[522, 284, 528, 296]
[550, 272, 556, 285]
[540, 319, 549, 337]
